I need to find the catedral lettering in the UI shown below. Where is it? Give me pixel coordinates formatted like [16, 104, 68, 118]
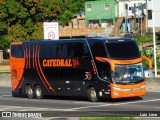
[10, 38, 153, 102]
[43, 59, 72, 67]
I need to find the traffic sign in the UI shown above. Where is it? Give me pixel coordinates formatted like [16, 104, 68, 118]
[48, 32, 55, 40]
[43, 22, 59, 40]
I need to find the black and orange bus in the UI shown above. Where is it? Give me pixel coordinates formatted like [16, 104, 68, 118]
[10, 37, 152, 102]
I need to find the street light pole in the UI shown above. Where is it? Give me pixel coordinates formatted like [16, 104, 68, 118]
[146, 0, 148, 33]
[124, 0, 127, 33]
[141, 12, 142, 36]
[151, 0, 157, 77]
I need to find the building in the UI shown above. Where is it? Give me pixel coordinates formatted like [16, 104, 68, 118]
[61, 0, 160, 37]
[85, 0, 116, 28]
[115, 0, 146, 33]
[85, 0, 147, 36]
[147, 0, 160, 32]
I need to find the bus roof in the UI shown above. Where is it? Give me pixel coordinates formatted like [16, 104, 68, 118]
[86, 37, 132, 42]
[11, 37, 133, 44]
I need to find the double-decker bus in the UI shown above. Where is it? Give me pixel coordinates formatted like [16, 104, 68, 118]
[10, 37, 152, 102]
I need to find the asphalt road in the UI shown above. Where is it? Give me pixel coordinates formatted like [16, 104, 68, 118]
[0, 86, 160, 118]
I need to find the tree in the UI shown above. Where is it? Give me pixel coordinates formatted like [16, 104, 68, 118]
[56, 0, 85, 26]
[0, 0, 85, 48]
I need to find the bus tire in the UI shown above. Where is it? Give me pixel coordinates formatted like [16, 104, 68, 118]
[35, 85, 43, 99]
[88, 87, 99, 102]
[26, 85, 35, 99]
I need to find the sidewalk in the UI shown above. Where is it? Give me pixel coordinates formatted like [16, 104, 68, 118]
[0, 60, 10, 71]
[0, 65, 10, 71]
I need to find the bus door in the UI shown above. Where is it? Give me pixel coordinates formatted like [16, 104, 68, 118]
[94, 58, 111, 96]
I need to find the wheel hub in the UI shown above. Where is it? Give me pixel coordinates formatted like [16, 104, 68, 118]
[91, 91, 96, 98]
[36, 89, 41, 97]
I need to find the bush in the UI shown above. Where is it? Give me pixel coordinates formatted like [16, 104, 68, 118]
[0, 35, 10, 50]
[133, 35, 158, 45]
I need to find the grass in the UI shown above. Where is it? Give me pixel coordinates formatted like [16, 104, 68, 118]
[0, 72, 10, 74]
[80, 117, 136, 120]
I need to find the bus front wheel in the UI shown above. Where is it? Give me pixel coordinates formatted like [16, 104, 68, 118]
[35, 85, 43, 99]
[26, 85, 35, 99]
[88, 87, 99, 102]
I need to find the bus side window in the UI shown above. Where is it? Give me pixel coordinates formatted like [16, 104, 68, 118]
[59, 44, 67, 58]
[91, 42, 107, 57]
[40, 44, 49, 58]
[73, 42, 90, 58]
[97, 62, 111, 80]
[67, 43, 74, 57]
[56, 44, 61, 57]
[48, 44, 57, 58]
[56, 43, 75, 58]
[11, 45, 24, 58]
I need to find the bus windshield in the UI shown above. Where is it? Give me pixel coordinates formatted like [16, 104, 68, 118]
[105, 41, 141, 59]
[112, 63, 144, 83]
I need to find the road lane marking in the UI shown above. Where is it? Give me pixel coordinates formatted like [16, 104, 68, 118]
[70, 99, 160, 110]
[154, 107, 160, 109]
[74, 101, 104, 104]
[20, 108, 74, 111]
[0, 105, 75, 111]
[0, 105, 38, 111]
[20, 108, 53, 111]
[0, 94, 12, 97]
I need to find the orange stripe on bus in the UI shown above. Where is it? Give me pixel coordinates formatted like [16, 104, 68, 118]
[29, 45, 31, 69]
[23, 45, 26, 66]
[10, 42, 22, 45]
[95, 57, 143, 71]
[32, 45, 35, 68]
[19, 77, 24, 90]
[91, 60, 97, 74]
[25, 45, 28, 69]
[142, 56, 152, 69]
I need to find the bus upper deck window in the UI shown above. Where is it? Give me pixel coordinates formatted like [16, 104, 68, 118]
[11, 45, 24, 58]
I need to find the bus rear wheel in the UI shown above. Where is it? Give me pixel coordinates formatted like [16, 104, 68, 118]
[35, 85, 43, 99]
[26, 85, 35, 99]
[88, 87, 99, 102]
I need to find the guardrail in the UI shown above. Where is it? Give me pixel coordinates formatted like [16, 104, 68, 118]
[145, 78, 160, 92]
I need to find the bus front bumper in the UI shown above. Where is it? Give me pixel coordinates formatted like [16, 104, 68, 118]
[110, 82, 146, 98]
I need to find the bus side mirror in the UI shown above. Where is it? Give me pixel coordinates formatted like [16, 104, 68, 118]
[142, 56, 152, 69]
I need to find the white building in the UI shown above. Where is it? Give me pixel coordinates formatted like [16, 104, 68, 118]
[147, 0, 160, 32]
[115, 0, 160, 33]
[115, 0, 146, 18]
[115, 0, 147, 33]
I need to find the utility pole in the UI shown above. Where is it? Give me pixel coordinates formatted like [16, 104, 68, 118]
[146, 0, 148, 33]
[151, 0, 157, 77]
[124, 0, 127, 33]
[126, 3, 128, 33]
[138, 3, 140, 32]
[140, 3, 142, 36]
[134, 3, 136, 32]
[141, 13, 142, 35]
